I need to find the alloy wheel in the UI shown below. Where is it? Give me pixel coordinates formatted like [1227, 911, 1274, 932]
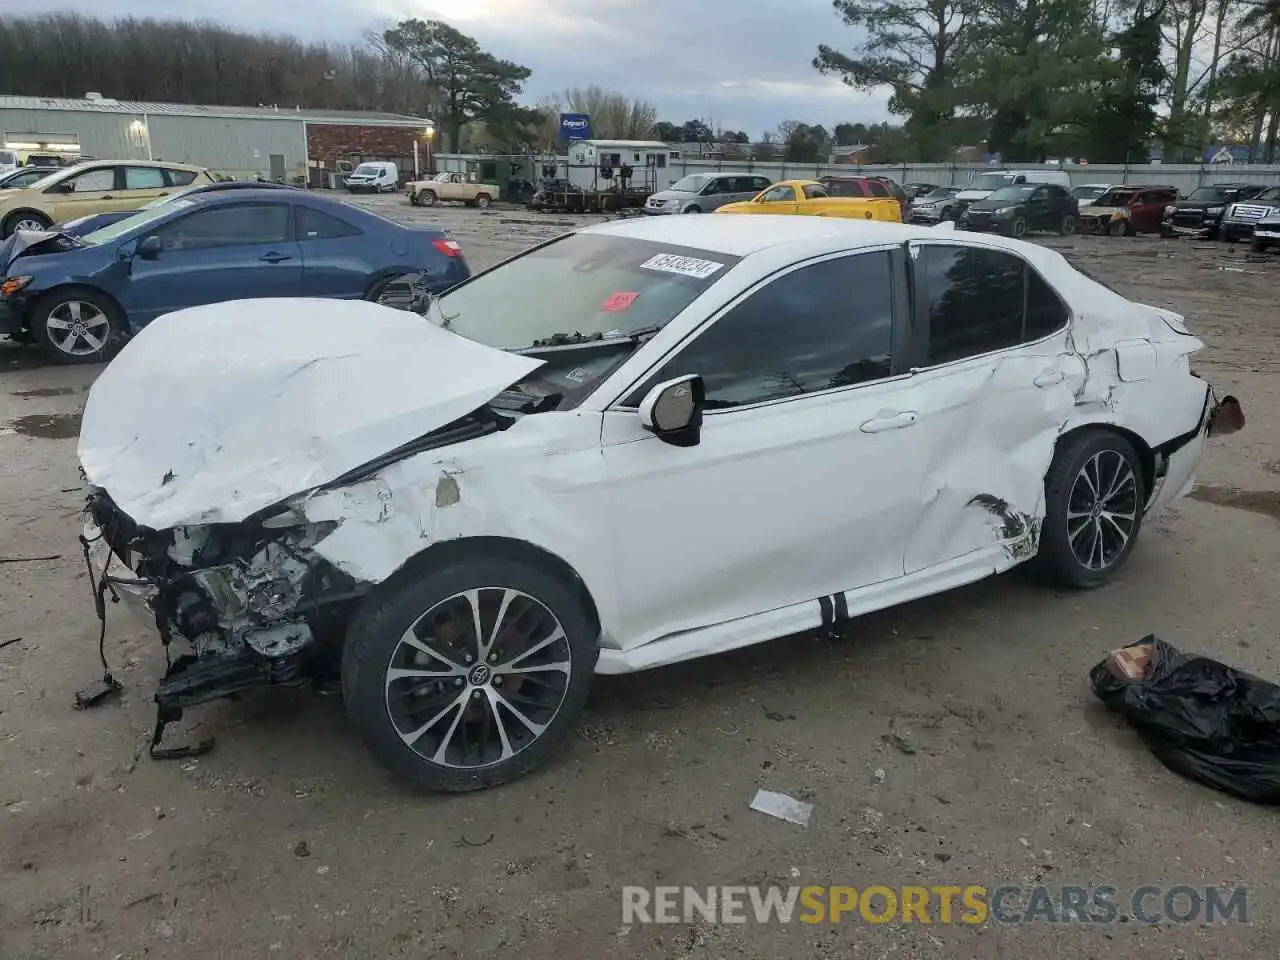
[45, 300, 110, 356]
[1066, 450, 1139, 571]
[383, 587, 573, 769]
[12, 217, 48, 233]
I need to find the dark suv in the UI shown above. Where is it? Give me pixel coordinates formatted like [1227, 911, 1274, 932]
[1161, 183, 1268, 239]
[958, 183, 1079, 237]
[819, 175, 909, 219]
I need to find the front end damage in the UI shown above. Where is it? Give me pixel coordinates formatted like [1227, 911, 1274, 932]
[84, 488, 368, 755]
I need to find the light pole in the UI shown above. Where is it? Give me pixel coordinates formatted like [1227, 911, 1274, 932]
[424, 121, 436, 176]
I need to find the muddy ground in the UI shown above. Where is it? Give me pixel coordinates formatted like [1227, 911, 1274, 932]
[1, 200, 1278, 959]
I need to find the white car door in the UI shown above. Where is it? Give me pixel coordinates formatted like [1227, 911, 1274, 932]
[600, 247, 927, 651]
[898, 239, 1086, 576]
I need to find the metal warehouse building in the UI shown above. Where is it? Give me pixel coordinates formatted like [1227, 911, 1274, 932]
[0, 94, 435, 184]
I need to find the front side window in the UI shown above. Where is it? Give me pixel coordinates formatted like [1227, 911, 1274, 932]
[124, 166, 166, 189]
[802, 184, 828, 200]
[629, 252, 895, 410]
[65, 167, 115, 192]
[761, 185, 795, 203]
[155, 203, 290, 250]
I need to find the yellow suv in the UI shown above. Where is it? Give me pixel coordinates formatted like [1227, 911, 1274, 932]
[0, 160, 214, 237]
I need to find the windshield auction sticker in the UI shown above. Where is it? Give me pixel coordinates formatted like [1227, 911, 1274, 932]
[639, 253, 725, 280]
[601, 292, 640, 312]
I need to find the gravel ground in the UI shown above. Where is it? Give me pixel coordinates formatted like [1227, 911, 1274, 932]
[1, 198, 1278, 959]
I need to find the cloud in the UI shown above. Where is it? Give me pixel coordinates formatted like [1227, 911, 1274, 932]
[5, 0, 893, 133]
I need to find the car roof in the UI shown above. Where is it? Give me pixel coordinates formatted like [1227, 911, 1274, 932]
[585, 214, 1054, 260]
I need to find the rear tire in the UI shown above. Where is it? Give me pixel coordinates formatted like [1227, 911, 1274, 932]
[30, 287, 125, 366]
[1035, 430, 1145, 590]
[2, 209, 52, 237]
[341, 555, 599, 793]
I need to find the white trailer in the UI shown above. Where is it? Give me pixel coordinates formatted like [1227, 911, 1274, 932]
[548, 139, 681, 212]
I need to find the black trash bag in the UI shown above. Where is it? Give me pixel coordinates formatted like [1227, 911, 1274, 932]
[1090, 635, 1280, 804]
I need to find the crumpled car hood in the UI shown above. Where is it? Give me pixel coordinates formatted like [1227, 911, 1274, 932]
[77, 297, 543, 530]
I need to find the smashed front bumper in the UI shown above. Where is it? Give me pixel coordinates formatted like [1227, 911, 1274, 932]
[81, 489, 367, 753]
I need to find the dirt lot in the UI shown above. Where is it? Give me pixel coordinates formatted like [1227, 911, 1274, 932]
[1, 199, 1278, 959]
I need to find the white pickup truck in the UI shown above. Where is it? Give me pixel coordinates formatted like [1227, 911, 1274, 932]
[406, 171, 501, 208]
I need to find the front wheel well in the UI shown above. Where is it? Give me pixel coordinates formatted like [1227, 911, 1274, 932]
[370, 535, 603, 639]
[2, 208, 53, 234]
[1053, 423, 1155, 499]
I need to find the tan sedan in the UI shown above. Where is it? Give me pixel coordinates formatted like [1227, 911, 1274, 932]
[0, 160, 214, 237]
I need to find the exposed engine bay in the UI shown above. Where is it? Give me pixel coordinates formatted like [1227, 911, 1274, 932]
[85, 487, 366, 753]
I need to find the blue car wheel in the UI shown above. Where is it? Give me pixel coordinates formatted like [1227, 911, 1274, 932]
[30, 287, 124, 366]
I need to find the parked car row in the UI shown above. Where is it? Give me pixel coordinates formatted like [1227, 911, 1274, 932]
[0, 159, 472, 365]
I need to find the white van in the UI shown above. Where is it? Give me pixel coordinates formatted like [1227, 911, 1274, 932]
[955, 169, 1072, 206]
[0, 149, 18, 176]
[344, 161, 400, 194]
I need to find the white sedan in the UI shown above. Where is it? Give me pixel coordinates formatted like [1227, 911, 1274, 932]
[77, 215, 1242, 792]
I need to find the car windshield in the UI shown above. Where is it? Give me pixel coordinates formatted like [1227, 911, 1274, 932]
[1094, 189, 1136, 207]
[1186, 186, 1230, 201]
[988, 185, 1035, 202]
[353, 164, 384, 176]
[1071, 185, 1108, 201]
[668, 175, 712, 193]
[970, 174, 1014, 191]
[1254, 187, 1280, 201]
[80, 198, 198, 245]
[438, 233, 740, 395]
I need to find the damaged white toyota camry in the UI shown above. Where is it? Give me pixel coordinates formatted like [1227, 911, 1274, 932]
[78, 216, 1242, 792]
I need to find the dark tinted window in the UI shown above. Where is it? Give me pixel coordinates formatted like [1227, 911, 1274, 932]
[823, 179, 866, 198]
[1026, 271, 1069, 339]
[1044, 185, 1068, 199]
[920, 246, 1024, 364]
[165, 169, 198, 187]
[867, 180, 892, 197]
[752, 177, 771, 191]
[296, 205, 360, 240]
[631, 253, 894, 409]
[156, 203, 290, 250]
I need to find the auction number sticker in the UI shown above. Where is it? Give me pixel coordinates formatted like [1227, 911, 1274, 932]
[639, 253, 725, 280]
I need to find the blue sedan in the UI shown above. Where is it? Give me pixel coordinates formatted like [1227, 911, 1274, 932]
[0, 189, 471, 364]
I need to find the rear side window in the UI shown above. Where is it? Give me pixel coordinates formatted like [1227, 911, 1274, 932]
[124, 166, 166, 189]
[918, 246, 1069, 364]
[823, 180, 865, 198]
[296, 205, 360, 240]
[165, 169, 198, 187]
[866, 180, 892, 197]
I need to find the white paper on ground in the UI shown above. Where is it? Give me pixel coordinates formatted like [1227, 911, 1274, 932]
[750, 789, 813, 827]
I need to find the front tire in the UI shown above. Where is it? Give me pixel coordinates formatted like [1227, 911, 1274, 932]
[342, 555, 599, 792]
[475, 193, 492, 209]
[1036, 430, 1145, 589]
[30, 287, 124, 365]
[1108, 219, 1126, 237]
[1252, 239, 1266, 253]
[1059, 214, 1076, 236]
[683, 206, 702, 214]
[419, 190, 438, 207]
[1010, 216, 1028, 238]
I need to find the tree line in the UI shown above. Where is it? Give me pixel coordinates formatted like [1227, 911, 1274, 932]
[1, 9, 1278, 162]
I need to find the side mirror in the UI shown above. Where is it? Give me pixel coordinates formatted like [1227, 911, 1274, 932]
[47, 181, 75, 194]
[137, 235, 163, 260]
[638, 375, 704, 447]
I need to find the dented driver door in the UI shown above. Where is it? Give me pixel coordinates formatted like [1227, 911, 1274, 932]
[899, 241, 1086, 576]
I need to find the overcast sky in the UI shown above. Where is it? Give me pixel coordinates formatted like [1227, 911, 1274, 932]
[9, 0, 892, 135]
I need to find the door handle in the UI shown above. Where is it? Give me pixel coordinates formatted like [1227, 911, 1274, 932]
[1034, 370, 1066, 388]
[860, 411, 918, 433]
[260, 252, 292, 263]
[101, 194, 114, 200]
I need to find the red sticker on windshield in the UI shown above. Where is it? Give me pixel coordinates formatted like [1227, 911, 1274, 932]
[601, 292, 639, 312]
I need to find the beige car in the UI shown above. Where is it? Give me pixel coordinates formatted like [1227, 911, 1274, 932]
[0, 160, 214, 237]
[406, 171, 500, 208]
